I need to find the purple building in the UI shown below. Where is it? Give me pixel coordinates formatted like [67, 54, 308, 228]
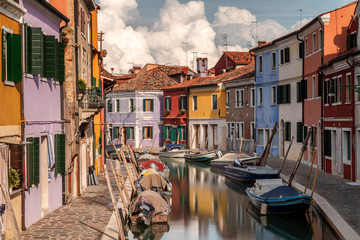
[20, 0, 68, 227]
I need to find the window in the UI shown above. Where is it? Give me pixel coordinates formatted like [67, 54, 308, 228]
[235, 122, 244, 139]
[251, 122, 255, 140]
[129, 99, 135, 112]
[143, 126, 153, 139]
[343, 130, 351, 162]
[346, 74, 351, 103]
[258, 88, 263, 106]
[311, 126, 316, 146]
[227, 123, 231, 138]
[305, 38, 308, 56]
[337, 76, 342, 103]
[164, 97, 171, 111]
[226, 90, 230, 107]
[212, 94, 218, 110]
[112, 126, 119, 140]
[271, 86, 277, 105]
[319, 29, 323, 49]
[312, 75, 316, 98]
[299, 42, 304, 58]
[280, 47, 290, 64]
[250, 88, 255, 107]
[116, 99, 120, 112]
[179, 126, 186, 141]
[324, 80, 329, 104]
[324, 129, 331, 157]
[271, 52, 276, 70]
[126, 127, 134, 140]
[179, 95, 187, 111]
[277, 84, 290, 104]
[258, 55, 263, 73]
[2, 27, 21, 84]
[356, 75, 360, 102]
[285, 122, 291, 141]
[296, 122, 303, 143]
[26, 137, 40, 187]
[107, 99, 112, 112]
[313, 32, 317, 52]
[193, 96, 197, 110]
[349, 32, 357, 49]
[143, 99, 154, 112]
[258, 129, 264, 146]
[235, 89, 244, 108]
[163, 126, 171, 140]
[54, 134, 65, 175]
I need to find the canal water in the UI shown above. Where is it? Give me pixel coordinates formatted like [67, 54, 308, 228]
[128, 158, 339, 240]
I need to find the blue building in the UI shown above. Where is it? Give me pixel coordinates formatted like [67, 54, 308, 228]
[252, 43, 279, 156]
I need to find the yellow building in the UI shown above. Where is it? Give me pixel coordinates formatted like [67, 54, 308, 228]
[188, 77, 227, 151]
[0, 1, 26, 239]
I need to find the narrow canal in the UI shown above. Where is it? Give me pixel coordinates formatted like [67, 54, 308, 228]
[128, 158, 339, 240]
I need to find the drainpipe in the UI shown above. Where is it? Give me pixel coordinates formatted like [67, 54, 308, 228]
[74, 0, 79, 97]
[20, 20, 25, 230]
[89, 12, 93, 84]
[318, 17, 324, 170]
[249, 51, 257, 146]
[296, 31, 305, 133]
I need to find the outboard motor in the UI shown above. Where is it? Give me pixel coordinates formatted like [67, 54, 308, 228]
[216, 150, 223, 158]
[234, 158, 243, 167]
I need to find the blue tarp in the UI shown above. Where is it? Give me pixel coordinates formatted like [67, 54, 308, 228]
[163, 144, 183, 152]
[261, 186, 300, 198]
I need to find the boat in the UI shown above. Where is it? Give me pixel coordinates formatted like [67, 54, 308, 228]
[184, 150, 217, 162]
[129, 190, 170, 225]
[139, 160, 170, 179]
[210, 152, 260, 169]
[158, 144, 189, 158]
[129, 222, 170, 239]
[224, 159, 279, 183]
[246, 183, 312, 215]
[136, 169, 172, 197]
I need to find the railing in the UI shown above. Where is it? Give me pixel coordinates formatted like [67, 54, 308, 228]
[79, 88, 105, 109]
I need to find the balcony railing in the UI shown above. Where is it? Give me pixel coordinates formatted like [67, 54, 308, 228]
[79, 88, 105, 109]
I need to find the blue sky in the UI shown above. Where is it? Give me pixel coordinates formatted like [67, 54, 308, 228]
[98, 0, 356, 73]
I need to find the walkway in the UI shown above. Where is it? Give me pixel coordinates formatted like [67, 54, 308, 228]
[267, 157, 360, 239]
[21, 173, 115, 240]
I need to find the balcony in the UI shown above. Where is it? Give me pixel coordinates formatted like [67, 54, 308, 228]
[79, 88, 105, 123]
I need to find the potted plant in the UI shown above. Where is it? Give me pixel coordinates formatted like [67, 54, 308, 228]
[78, 78, 87, 93]
[179, 109, 186, 115]
[163, 110, 170, 116]
[102, 49, 107, 57]
[8, 168, 20, 193]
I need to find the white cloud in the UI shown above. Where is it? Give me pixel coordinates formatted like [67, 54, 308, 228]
[213, 6, 256, 26]
[290, 17, 313, 31]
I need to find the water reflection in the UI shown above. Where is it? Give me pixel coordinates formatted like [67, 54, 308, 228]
[128, 158, 339, 240]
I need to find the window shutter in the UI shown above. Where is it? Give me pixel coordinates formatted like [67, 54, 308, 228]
[150, 127, 153, 139]
[303, 125, 308, 142]
[285, 122, 291, 141]
[33, 137, 40, 185]
[113, 127, 117, 139]
[26, 137, 34, 187]
[170, 128, 177, 142]
[163, 126, 167, 139]
[178, 126, 182, 140]
[56, 41, 65, 82]
[169, 97, 172, 110]
[150, 99, 154, 112]
[297, 82, 301, 102]
[285, 47, 290, 62]
[7, 33, 22, 82]
[179, 97, 181, 110]
[299, 42, 304, 58]
[92, 77, 96, 87]
[286, 84, 291, 103]
[296, 122, 303, 143]
[183, 126, 186, 140]
[280, 49, 284, 64]
[142, 127, 145, 138]
[324, 130, 331, 157]
[43, 35, 56, 78]
[143, 99, 146, 111]
[55, 134, 66, 175]
[2, 30, 6, 81]
[29, 27, 43, 75]
[302, 79, 307, 100]
[318, 74, 322, 97]
[277, 85, 282, 104]
[126, 127, 130, 139]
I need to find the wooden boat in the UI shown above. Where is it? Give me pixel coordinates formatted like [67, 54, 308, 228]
[129, 190, 169, 225]
[136, 170, 172, 197]
[210, 153, 261, 169]
[158, 144, 188, 158]
[224, 159, 279, 183]
[139, 160, 170, 179]
[246, 184, 312, 215]
[184, 150, 217, 162]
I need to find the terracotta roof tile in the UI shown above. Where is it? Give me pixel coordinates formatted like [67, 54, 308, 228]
[225, 52, 254, 65]
[101, 68, 115, 80]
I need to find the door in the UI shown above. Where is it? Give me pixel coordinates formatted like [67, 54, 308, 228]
[357, 130, 360, 180]
[280, 120, 285, 157]
[121, 127, 127, 146]
[40, 135, 49, 216]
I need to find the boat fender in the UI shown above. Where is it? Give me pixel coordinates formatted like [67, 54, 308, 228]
[260, 202, 267, 216]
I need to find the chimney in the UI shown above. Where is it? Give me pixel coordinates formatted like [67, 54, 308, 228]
[111, 67, 114, 74]
[196, 58, 208, 77]
[257, 41, 267, 46]
[133, 66, 141, 75]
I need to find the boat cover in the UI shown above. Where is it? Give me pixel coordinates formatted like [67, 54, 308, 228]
[260, 186, 300, 198]
[140, 173, 168, 191]
[132, 190, 168, 213]
[163, 144, 183, 152]
[140, 160, 165, 171]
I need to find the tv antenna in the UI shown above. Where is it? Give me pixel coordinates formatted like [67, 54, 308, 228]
[181, 41, 188, 67]
[299, 9, 303, 29]
[191, 51, 197, 70]
[252, 21, 258, 46]
[222, 33, 228, 52]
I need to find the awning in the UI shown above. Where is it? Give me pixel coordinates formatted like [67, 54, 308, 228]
[0, 137, 25, 145]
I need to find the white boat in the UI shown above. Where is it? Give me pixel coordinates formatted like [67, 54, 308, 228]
[158, 144, 189, 158]
[184, 150, 217, 162]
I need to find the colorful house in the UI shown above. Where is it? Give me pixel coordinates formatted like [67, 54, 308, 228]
[251, 43, 280, 156]
[0, 0, 26, 237]
[354, 2, 360, 182]
[213, 52, 254, 76]
[20, 0, 69, 227]
[106, 64, 194, 149]
[222, 63, 256, 153]
[297, 1, 356, 168]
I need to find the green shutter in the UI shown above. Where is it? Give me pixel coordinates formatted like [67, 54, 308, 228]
[126, 127, 130, 139]
[26, 137, 34, 187]
[297, 82, 301, 102]
[183, 126, 186, 140]
[296, 122, 303, 143]
[169, 97, 172, 110]
[143, 99, 146, 111]
[2, 30, 6, 81]
[170, 128, 177, 142]
[285, 122, 291, 141]
[150, 99, 154, 112]
[163, 126, 167, 139]
[302, 79, 307, 100]
[92, 77, 96, 87]
[282, 85, 287, 104]
[179, 97, 182, 110]
[150, 127, 153, 139]
[44, 35, 56, 78]
[29, 27, 43, 75]
[7, 34, 22, 82]
[33, 137, 40, 185]
[286, 84, 291, 103]
[277, 85, 282, 104]
[177, 126, 182, 140]
[57, 42, 65, 82]
[303, 125, 308, 142]
[55, 134, 66, 175]
[280, 49, 284, 64]
[142, 127, 145, 138]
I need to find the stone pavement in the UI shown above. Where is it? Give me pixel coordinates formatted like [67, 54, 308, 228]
[21, 173, 117, 240]
[267, 157, 360, 239]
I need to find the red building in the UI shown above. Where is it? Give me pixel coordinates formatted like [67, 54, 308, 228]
[213, 52, 254, 76]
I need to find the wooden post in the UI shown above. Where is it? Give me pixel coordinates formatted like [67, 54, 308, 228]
[109, 162, 128, 215]
[204, 136, 208, 150]
[0, 184, 21, 240]
[176, 131, 180, 144]
[151, 129, 158, 152]
[126, 150, 138, 179]
[250, 142, 257, 156]
[115, 161, 130, 202]
[260, 122, 278, 166]
[304, 149, 316, 194]
[238, 137, 243, 153]
[190, 128, 198, 149]
[311, 164, 320, 198]
[288, 130, 311, 186]
[127, 145, 140, 174]
[104, 165, 125, 240]
[279, 137, 294, 174]
[119, 150, 136, 192]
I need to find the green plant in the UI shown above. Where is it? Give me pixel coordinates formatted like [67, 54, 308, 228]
[9, 168, 20, 189]
[163, 110, 170, 115]
[179, 109, 186, 115]
[78, 78, 87, 90]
